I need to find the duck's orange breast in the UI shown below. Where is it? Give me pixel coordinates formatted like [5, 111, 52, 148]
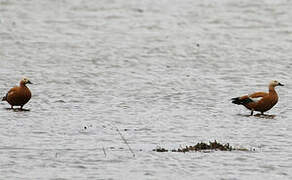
[6, 86, 31, 106]
[254, 93, 278, 112]
[244, 91, 278, 113]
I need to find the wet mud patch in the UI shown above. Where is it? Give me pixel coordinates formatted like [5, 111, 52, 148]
[153, 140, 252, 152]
[254, 114, 276, 119]
[237, 113, 276, 119]
[4, 108, 30, 112]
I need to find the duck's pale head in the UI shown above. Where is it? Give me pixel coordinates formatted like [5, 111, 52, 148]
[269, 80, 284, 87]
[20, 77, 33, 86]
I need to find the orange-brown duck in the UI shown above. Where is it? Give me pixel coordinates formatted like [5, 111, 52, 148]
[2, 78, 32, 109]
[231, 80, 284, 115]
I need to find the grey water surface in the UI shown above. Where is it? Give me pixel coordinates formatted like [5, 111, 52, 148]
[0, 0, 292, 179]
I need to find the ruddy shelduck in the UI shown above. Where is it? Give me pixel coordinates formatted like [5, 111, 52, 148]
[2, 78, 32, 109]
[231, 80, 284, 115]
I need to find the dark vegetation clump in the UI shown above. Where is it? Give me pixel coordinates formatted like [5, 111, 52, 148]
[174, 141, 233, 152]
[153, 147, 169, 152]
[153, 140, 250, 152]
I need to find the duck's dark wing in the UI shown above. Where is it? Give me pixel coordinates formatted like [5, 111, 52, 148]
[231, 92, 268, 105]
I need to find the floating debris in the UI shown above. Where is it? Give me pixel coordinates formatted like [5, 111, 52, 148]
[153, 140, 251, 152]
[55, 99, 65, 103]
[153, 147, 169, 152]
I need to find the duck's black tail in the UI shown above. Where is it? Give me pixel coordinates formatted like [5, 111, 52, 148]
[2, 94, 7, 101]
[231, 97, 252, 105]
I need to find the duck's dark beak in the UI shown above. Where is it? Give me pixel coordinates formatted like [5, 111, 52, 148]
[278, 82, 284, 86]
[27, 80, 33, 84]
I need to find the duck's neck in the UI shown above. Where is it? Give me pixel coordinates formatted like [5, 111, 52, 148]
[20, 81, 26, 87]
[269, 85, 276, 94]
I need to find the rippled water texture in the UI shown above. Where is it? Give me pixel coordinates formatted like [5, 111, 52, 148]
[0, 0, 292, 179]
